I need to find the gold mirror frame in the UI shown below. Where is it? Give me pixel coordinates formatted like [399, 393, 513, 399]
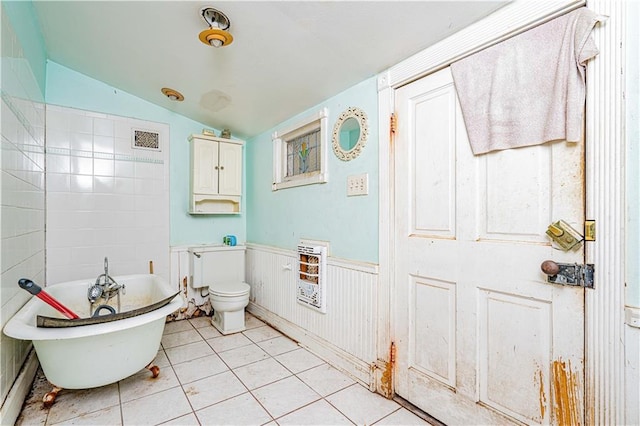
[332, 107, 369, 161]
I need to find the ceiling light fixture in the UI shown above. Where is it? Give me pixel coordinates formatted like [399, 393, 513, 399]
[161, 88, 184, 101]
[198, 7, 233, 48]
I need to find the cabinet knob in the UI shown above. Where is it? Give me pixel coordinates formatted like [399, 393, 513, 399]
[214, 166, 219, 170]
[220, 166, 224, 170]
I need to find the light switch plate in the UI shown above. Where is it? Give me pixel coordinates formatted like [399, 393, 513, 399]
[347, 173, 368, 196]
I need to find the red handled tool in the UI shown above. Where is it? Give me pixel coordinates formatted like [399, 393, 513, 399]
[18, 278, 80, 320]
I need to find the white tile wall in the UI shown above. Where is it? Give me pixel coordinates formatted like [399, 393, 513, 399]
[0, 10, 171, 419]
[0, 8, 46, 405]
[45, 106, 170, 285]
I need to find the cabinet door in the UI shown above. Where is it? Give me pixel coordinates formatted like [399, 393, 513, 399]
[192, 139, 219, 194]
[218, 142, 242, 196]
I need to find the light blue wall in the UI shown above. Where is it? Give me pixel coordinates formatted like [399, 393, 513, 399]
[627, 0, 639, 308]
[1, 0, 46, 100]
[246, 77, 379, 263]
[45, 61, 246, 246]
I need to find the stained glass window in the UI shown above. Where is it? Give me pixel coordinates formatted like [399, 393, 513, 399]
[272, 108, 328, 191]
[285, 128, 320, 178]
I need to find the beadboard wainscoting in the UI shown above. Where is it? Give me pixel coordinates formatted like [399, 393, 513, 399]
[245, 243, 379, 387]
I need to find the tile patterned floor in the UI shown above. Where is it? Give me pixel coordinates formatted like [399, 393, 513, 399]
[15, 313, 431, 425]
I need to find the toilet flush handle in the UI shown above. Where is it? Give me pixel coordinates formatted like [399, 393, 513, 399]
[192, 252, 201, 258]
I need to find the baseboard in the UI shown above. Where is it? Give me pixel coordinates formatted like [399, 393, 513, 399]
[0, 349, 38, 426]
[247, 303, 375, 389]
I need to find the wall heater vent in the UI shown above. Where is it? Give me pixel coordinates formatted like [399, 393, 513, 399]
[297, 244, 327, 313]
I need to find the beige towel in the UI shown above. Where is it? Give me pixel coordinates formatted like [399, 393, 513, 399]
[451, 8, 602, 155]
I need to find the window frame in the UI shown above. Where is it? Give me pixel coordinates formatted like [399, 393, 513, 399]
[272, 108, 329, 191]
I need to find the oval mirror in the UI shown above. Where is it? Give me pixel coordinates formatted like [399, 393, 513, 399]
[332, 107, 368, 161]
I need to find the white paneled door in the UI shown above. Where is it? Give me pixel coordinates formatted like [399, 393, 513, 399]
[393, 68, 585, 425]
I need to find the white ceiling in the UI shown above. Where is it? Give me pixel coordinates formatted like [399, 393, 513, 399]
[33, 1, 507, 139]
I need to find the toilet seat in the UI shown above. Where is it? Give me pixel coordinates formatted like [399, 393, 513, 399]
[210, 282, 250, 297]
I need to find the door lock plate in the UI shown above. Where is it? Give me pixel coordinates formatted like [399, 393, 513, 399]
[584, 220, 596, 241]
[541, 260, 594, 289]
[546, 220, 583, 251]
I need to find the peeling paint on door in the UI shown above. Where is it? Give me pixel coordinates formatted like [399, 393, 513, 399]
[537, 369, 547, 421]
[381, 342, 396, 398]
[381, 359, 393, 398]
[552, 359, 582, 425]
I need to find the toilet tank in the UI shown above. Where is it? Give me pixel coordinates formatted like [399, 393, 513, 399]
[189, 245, 246, 289]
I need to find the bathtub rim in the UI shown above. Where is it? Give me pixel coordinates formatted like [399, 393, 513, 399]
[3, 274, 181, 341]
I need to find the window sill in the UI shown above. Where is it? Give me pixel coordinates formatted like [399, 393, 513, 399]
[272, 173, 328, 191]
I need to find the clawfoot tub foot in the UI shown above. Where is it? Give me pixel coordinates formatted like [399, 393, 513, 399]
[145, 362, 160, 378]
[43, 385, 62, 408]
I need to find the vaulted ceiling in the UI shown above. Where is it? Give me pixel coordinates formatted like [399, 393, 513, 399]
[33, 1, 507, 139]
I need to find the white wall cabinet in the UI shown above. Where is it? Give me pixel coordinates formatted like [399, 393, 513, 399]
[189, 134, 243, 214]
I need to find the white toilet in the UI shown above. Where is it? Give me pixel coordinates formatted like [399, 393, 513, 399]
[189, 245, 250, 335]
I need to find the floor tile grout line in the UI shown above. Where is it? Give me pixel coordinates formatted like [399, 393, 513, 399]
[45, 386, 124, 425]
[204, 338, 254, 354]
[190, 328, 356, 402]
[260, 378, 362, 425]
[190, 390, 257, 419]
[119, 381, 183, 406]
[162, 322, 196, 336]
[201, 344, 278, 425]
[184, 327, 325, 424]
[244, 368, 295, 391]
[370, 406, 405, 426]
[238, 354, 355, 424]
[238, 332, 303, 357]
[300, 376, 358, 400]
[117, 378, 124, 426]
[116, 347, 189, 409]
[320, 382, 366, 425]
[43, 393, 122, 425]
[271, 354, 327, 378]
[245, 386, 278, 424]
[185, 333, 276, 420]
[119, 347, 205, 425]
[47, 338, 299, 424]
[155, 358, 203, 426]
[173, 353, 253, 416]
[22, 314, 425, 426]
[263, 392, 324, 424]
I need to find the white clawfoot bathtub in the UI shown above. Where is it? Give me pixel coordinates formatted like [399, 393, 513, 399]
[3, 274, 181, 392]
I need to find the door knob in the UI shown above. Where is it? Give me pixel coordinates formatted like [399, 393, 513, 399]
[540, 260, 595, 288]
[540, 260, 560, 276]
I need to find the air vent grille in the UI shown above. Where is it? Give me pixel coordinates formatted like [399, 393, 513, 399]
[133, 130, 160, 150]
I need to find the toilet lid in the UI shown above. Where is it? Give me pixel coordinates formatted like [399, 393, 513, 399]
[210, 282, 250, 296]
